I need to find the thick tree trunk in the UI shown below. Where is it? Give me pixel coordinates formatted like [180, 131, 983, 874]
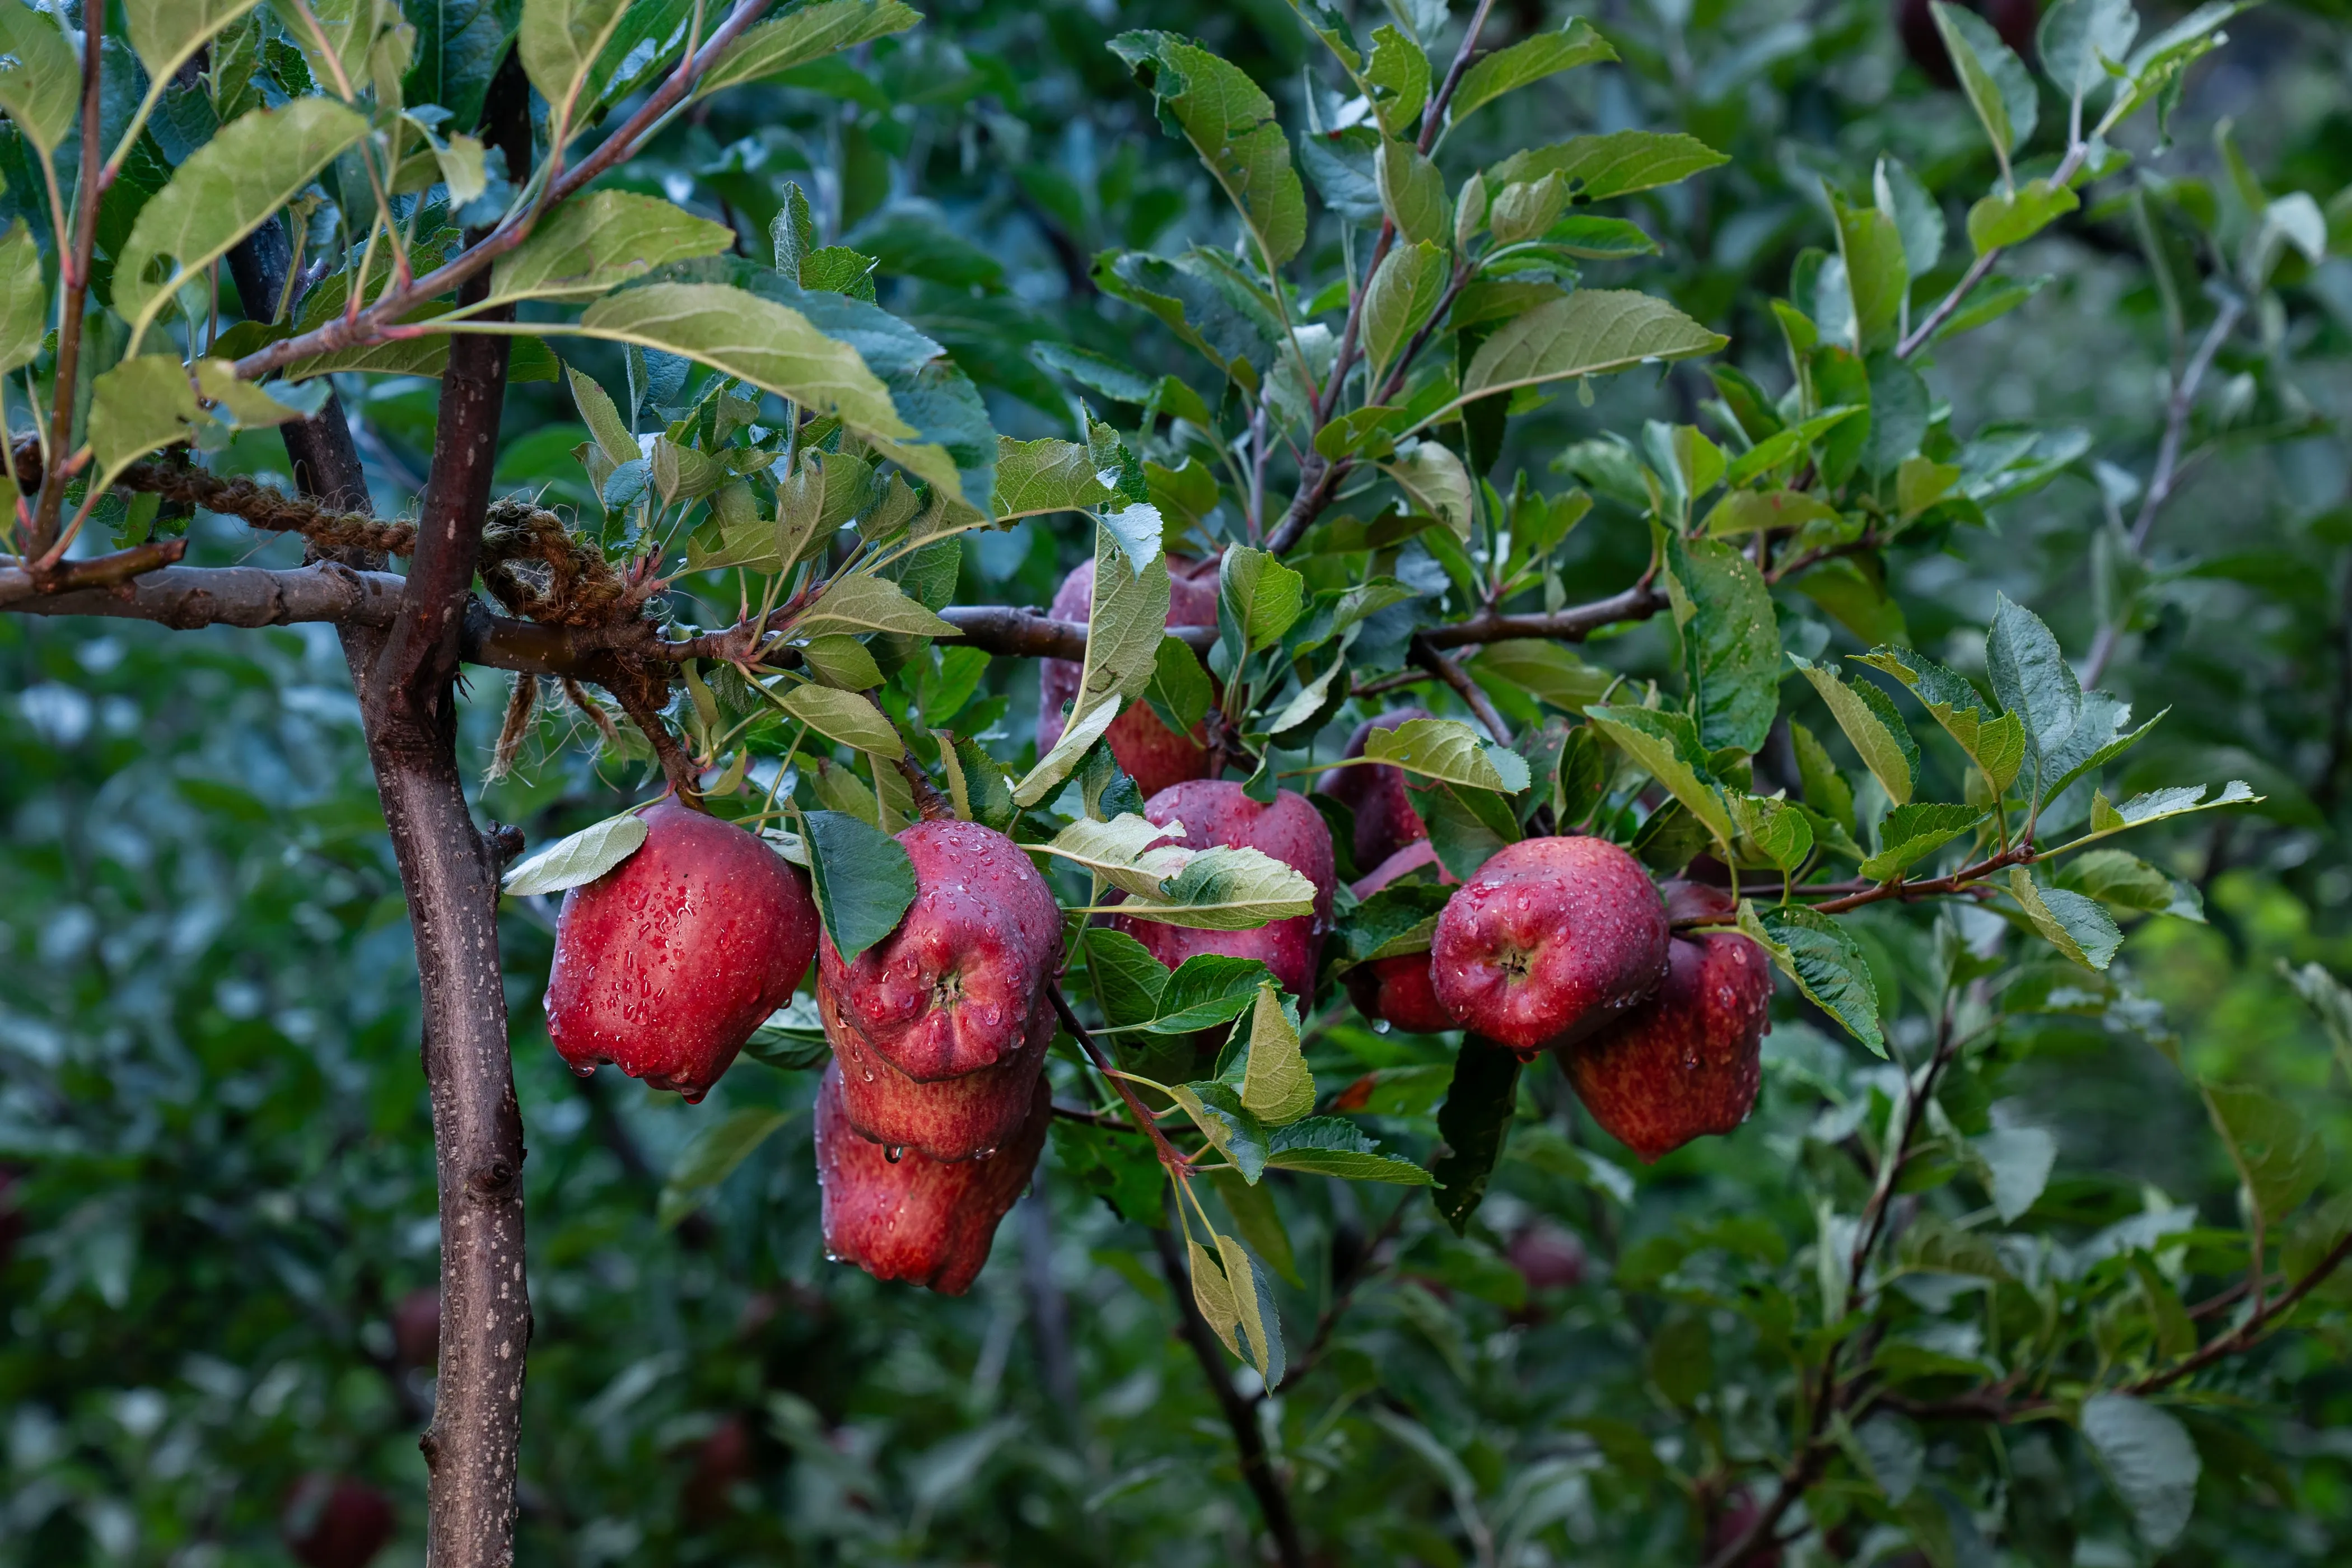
[227, 220, 530, 1565]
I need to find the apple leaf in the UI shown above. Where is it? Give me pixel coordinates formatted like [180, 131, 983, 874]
[1361, 717, 1532, 795]
[1235, 982, 1315, 1127]
[1859, 803, 1987, 881]
[1739, 900, 1883, 1054]
[1790, 655, 1919, 807]
[1151, 956, 1276, 1033]
[1109, 847, 1319, 930]
[1266, 1117, 1436, 1184]
[1430, 1042, 1524, 1233]
[1046, 813, 1192, 898]
[801, 809, 917, 961]
[656, 1108, 794, 1230]
[2008, 869, 2124, 970]
[1166, 1080, 1270, 1182]
[2080, 1394, 2200, 1550]
[776, 682, 905, 757]
[500, 811, 650, 897]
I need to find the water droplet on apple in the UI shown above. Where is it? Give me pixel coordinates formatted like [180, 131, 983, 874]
[884, 1145, 905, 1163]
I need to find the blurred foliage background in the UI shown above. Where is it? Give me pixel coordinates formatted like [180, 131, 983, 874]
[6, 0, 2352, 1562]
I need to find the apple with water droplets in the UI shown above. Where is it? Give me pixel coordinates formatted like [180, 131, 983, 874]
[1316, 707, 1432, 871]
[1429, 836, 1669, 1056]
[1112, 779, 1336, 998]
[815, 1060, 1050, 1295]
[1345, 953, 1454, 1034]
[545, 801, 819, 1102]
[1038, 554, 1221, 797]
[1563, 882, 1774, 1163]
[818, 818, 1063, 1161]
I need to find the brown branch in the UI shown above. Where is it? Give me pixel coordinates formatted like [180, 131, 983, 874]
[10, 440, 418, 556]
[1412, 634, 1511, 744]
[0, 539, 186, 603]
[1148, 1224, 1310, 1568]
[1048, 985, 1194, 1179]
[2122, 1229, 2352, 1398]
[1420, 581, 1670, 648]
[25, 0, 106, 560]
[610, 676, 704, 806]
[231, 0, 776, 386]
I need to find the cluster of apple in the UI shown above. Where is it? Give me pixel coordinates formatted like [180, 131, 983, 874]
[538, 560, 1777, 1297]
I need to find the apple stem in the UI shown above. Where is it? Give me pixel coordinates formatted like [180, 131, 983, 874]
[1048, 984, 1195, 1179]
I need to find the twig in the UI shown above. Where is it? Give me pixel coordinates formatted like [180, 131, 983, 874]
[1412, 635, 1512, 744]
[25, 3, 108, 562]
[1048, 986, 1193, 1179]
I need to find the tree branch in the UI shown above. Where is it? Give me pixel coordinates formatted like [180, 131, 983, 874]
[1412, 634, 1512, 744]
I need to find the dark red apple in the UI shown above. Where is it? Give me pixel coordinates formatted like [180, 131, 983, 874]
[1317, 708, 1433, 871]
[1111, 780, 1336, 997]
[818, 819, 1063, 1161]
[545, 801, 819, 1102]
[1346, 953, 1454, 1034]
[391, 1287, 438, 1371]
[283, 1475, 395, 1568]
[683, 1413, 753, 1517]
[1429, 836, 1669, 1056]
[1563, 882, 1772, 1163]
[1351, 837, 1449, 898]
[815, 1060, 1050, 1295]
[1038, 554, 1222, 797]
[1508, 1220, 1588, 1291]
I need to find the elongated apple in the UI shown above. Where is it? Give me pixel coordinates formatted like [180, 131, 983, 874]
[1038, 553, 1222, 796]
[1563, 883, 1774, 1162]
[815, 1060, 1051, 1295]
[1429, 836, 1669, 1056]
[545, 801, 819, 1102]
[819, 818, 1063, 1160]
[1317, 707, 1432, 871]
[1111, 779, 1336, 997]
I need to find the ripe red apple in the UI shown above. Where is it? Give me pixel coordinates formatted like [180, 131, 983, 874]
[815, 1060, 1050, 1295]
[283, 1475, 395, 1568]
[391, 1287, 439, 1371]
[1316, 707, 1432, 871]
[1111, 780, 1336, 998]
[545, 801, 819, 1102]
[1345, 953, 1453, 1034]
[1429, 836, 1669, 1056]
[1508, 1220, 1588, 1292]
[1563, 882, 1773, 1163]
[818, 819, 1064, 1161]
[1038, 554, 1222, 796]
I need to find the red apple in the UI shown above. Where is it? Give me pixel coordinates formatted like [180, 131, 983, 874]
[1429, 836, 1669, 1056]
[1316, 708, 1432, 871]
[391, 1287, 439, 1371]
[818, 819, 1063, 1160]
[545, 801, 818, 1102]
[1112, 780, 1336, 998]
[283, 1475, 395, 1568]
[815, 1060, 1051, 1295]
[1508, 1220, 1588, 1291]
[1563, 883, 1772, 1163]
[1038, 554, 1222, 796]
[1345, 953, 1454, 1034]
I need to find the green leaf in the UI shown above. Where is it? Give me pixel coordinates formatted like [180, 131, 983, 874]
[499, 811, 649, 895]
[1970, 1124, 2056, 1223]
[796, 573, 959, 640]
[2080, 1394, 2200, 1550]
[403, 0, 513, 129]
[1217, 1230, 1286, 1384]
[1860, 803, 1986, 881]
[486, 192, 735, 306]
[1470, 641, 1614, 714]
[1985, 594, 2082, 787]
[573, 281, 917, 454]
[1447, 20, 1615, 125]
[1790, 721, 1858, 838]
[1361, 239, 1449, 379]
[1112, 847, 1320, 931]
[1167, 1080, 1269, 1183]
[1859, 646, 2029, 795]
[1662, 532, 1781, 756]
[2283, 960, 2352, 1084]
[125, 0, 262, 109]
[1487, 172, 1569, 247]
[1209, 1168, 1301, 1286]
[1789, 655, 1919, 807]
[1364, 24, 1429, 134]
[1702, 488, 1842, 538]
[1017, 525, 1172, 806]
[656, 1108, 792, 1230]
[1457, 290, 1727, 410]
[1720, 405, 1864, 488]
[1141, 634, 1214, 739]
[115, 98, 370, 342]
[2080, 780, 2259, 841]
[2008, 868, 2124, 970]
[1375, 137, 1448, 249]
[1931, 0, 2040, 175]
[1586, 705, 1734, 846]
[1431, 1043, 1522, 1233]
[2202, 1082, 2325, 1225]
[1217, 545, 1306, 655]
[1187, 1237, 1243, 1356]
[776, 682, 904, 758]
[1081, 926, 1171, 1031]
[1266, 1117, 1435, 1184]
[2040, 0, 2141, 106]
[698, 0, 922, 96]
[520, 0, 632, 121]
[1732, 794, 1814, 875]
[1235, 982, 1314, 1126]
[2060, 847, 2200, 920]
[801, 808, 917, 961]
[1874, 156, 1946, 279]
[1382, 440, 1473, 538]
[1112, 31, 1306, 268]
[0, 1, 78, 155]
[87, 357, 309, 491]
[1044, 812, 1191, 899]
[1740, 900, 1883, 1054]
[1056, 1117, 1167, 1227]
[1489, 130, 1730, 202]
[1152, 956, 1277, 1034]
[1360, 717, 1531, 794]
[1966, 179, 2080, 254]
[1833, 196, 1906, 354]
